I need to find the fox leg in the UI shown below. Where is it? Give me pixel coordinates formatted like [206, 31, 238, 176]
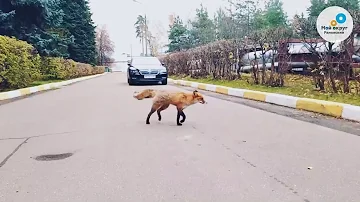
[180, 110, 186, 123]
[176, 110, 182, 126]
[146, 103, 161, 124]
[157, 104, 169, 121]
[176, 107, 185, 126]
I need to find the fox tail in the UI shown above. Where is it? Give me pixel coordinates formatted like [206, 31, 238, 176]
[133, 89, 157, 100]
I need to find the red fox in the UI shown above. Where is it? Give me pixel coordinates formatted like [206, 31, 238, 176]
[133, 88, 206, 126]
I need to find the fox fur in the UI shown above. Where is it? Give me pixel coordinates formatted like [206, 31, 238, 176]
[133, 88, 206, 126]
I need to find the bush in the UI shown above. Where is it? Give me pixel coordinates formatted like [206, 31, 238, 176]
[0, 35, 105, 91]
[40, 57, 77, 80]
[40, 58, 105, 80]
[93, 66, 105, 74]
[0, 35, 41, 89]
[74, 62, 93, 77]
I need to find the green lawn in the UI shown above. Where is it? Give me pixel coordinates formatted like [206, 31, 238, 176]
[30, 79, 64, 87]
[170, 74, 360, 106]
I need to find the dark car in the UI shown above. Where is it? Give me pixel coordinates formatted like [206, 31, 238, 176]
[127, 56, 168, 85]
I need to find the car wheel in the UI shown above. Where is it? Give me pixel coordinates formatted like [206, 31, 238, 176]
[128, 78, 135, 86]
[161, 79, 167, 85]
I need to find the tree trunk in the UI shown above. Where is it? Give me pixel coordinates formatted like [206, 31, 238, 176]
[261, 49, 266, 85]
[144, 16, 148, 56]
[343, 64, 350, 93]
[141, 35, 145, 56]
[319, 77, 325, 91]
[145, 39, 148, 56]
[328, 66, 337, 93]
[269, 57, 275, 85]
[327, 42, 337, 93]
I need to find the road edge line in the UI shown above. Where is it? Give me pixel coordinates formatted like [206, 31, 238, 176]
[168, 78, 360, 123]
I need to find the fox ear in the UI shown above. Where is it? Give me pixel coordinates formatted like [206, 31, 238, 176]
[193, 90, 198, 96]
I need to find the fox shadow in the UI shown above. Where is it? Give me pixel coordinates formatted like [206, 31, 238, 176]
[137, 120, 196, 127]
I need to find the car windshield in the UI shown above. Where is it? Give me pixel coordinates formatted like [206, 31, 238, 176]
[132, 57, 161, 65]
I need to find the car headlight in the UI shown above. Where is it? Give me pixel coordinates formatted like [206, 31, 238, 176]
[159, 69, 167, 74]
[129, 67, 140, 75]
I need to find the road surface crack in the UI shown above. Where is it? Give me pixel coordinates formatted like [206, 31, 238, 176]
[0, 131, 77, 141]
[0, 138, 29, 168]
[190, 124, 311, 202]
[187, 105, 312, 202]
[0, 131, 77, 168]
[218, 142, 311, 202]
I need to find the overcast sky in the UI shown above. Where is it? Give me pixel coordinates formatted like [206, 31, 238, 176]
[88, 0, 312, 60]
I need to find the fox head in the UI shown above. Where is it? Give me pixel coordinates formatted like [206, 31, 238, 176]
[193, 90, 206, 104]
[133, 89, 156, 100]
[133, 91, 142, 100]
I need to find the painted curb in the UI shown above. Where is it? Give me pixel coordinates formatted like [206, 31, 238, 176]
[0, 73, 107, 101]
[168, 78, 360, 122]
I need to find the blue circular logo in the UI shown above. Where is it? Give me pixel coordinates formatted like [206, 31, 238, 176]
[317, 6, 353, 42]
[336, 13, 346, 24]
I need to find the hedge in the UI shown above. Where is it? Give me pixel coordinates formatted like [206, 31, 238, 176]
[40, 57, 105, 80]
[0, 35, 105, 91]
[158, 40, 242, 80]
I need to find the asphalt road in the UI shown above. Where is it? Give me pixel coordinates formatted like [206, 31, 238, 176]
[1, 72, 360, 202]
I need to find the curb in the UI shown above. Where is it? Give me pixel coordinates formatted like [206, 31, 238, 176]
[168, 78, 360, 123]
[0, 73, 107, 101]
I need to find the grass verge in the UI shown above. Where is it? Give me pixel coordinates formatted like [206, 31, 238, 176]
[30, 79, 64, 87]
[170, 74, 360, 106]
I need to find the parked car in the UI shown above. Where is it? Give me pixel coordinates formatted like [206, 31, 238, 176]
[127, 56, 168, 85]
[240, 40, 360, 74]
[240, 49, 277, 73]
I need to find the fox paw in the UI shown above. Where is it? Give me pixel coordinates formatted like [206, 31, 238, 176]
[177, 123, 182, 126]
[180, 119, 185, 123]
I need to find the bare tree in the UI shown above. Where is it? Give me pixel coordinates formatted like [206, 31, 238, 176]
[266, 27, 293, 87]
[295, 14, 358, 94]
[149, 21, 167, 56]
[145, 21, 167, 56]
[146, 33, 158, 56]
[96, 25, 115, 66]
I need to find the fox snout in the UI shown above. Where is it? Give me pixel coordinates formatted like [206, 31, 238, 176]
[133, 91, 140, 99]
[199, 99, 207, 104]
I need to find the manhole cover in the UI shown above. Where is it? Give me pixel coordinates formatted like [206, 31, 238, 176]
[34, 153, 73, 161]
